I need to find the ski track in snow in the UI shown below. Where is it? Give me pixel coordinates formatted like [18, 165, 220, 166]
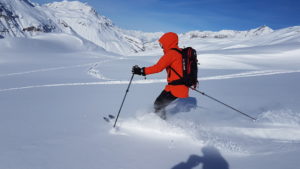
[1, 69, 300, 93]
[0, 61, 110, 78]
[200, 69, 300, 80]
[87, 63, 112, 80]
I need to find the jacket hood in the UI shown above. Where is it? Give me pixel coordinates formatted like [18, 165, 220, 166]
[159, 32, 179, 52]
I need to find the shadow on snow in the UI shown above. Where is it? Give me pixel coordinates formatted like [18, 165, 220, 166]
[167, 97, 198, 115]
[171, 146, 229, 169]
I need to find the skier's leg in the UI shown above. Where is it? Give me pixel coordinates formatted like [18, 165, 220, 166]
[154, 90, 177, 119]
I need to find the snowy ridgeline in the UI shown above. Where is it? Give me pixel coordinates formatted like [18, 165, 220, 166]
[1, 0, 300, 55]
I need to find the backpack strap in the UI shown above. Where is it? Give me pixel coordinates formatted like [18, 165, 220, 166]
[168, 66, 182, 79]
[169, 48, 183, 79]
[171, 48, 182, 54]
[168, 66, 186, 85]
[168, 48, 186, 85]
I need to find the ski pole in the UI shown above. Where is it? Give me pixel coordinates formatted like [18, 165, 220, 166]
[191, 88, 257, 121]
[113, 73, 135, 128]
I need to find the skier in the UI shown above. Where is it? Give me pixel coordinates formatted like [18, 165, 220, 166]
[132, 32, 189, 119]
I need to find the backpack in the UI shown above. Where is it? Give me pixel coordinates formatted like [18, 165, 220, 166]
[168, 47, 199, 89]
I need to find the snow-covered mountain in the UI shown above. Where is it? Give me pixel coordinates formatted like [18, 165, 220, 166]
[43, 1, 150, 54]
[0, 0, 159, 54]
[181, 26, 274, 40]
[0, 0, 61, 37]
[0, 0, 300, 55]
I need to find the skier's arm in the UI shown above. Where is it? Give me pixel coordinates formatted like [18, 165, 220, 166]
[144, 52, 174, 75]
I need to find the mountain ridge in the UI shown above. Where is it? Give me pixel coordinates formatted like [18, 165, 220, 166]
[0, 0, 299, 55]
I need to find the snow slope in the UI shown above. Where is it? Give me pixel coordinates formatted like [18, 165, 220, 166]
[1, 26, 300, 169]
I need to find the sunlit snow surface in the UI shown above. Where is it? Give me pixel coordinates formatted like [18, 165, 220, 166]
[1, 31, 300, 169]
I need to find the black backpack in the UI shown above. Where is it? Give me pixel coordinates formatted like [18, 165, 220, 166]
[168, 47, 199, 89]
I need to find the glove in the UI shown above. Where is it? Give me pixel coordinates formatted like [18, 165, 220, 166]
[132, 65, 145, 76]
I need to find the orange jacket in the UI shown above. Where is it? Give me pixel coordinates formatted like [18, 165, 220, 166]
[144, 32, 189, 98]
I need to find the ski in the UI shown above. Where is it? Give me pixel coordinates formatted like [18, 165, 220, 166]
[108, 114, 115, 119]
[103, 114, 115, 123]
[103, 116, 110, 122]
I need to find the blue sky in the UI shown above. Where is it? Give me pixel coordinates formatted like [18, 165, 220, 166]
[35, 0, 300, 33]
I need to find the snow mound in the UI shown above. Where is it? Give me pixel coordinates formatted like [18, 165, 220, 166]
[0, 33, 101, 53]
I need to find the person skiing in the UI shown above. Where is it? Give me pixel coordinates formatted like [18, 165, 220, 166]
[132, 32, 189, 119]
